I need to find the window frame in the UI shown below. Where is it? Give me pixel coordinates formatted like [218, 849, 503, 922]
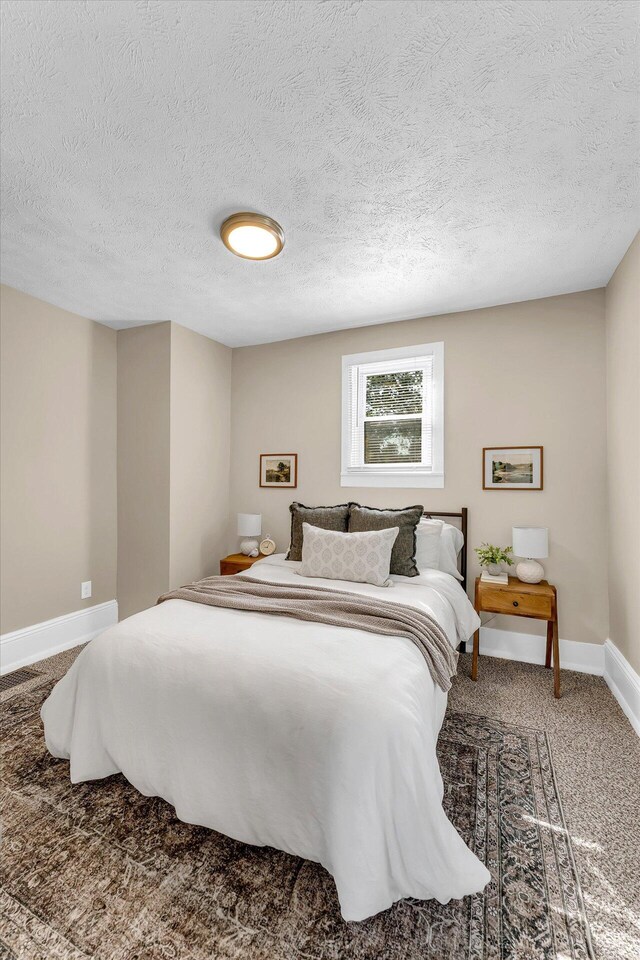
[341, 341, 444, 488]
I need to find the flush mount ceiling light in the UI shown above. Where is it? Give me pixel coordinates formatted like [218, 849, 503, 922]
[220, 212, 285, 260]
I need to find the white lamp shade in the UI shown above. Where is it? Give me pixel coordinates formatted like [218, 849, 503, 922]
[237, 513, 262, 537]
[512, 526, 548, 559]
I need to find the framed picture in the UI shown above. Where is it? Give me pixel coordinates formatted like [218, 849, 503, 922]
[483, 446, 543, 490]
[260, 453, 298, 488]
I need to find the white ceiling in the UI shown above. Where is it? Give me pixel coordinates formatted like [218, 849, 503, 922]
[1, 1, 638, 347]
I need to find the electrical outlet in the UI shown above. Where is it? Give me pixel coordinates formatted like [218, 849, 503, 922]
[81, 581, 92, 600]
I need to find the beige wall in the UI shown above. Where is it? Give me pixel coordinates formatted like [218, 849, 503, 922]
[605, 232, 640, 673]
[1, 280, 619, 658]
[231, 289, 608, 646]
[116, 323, 172, 620]
[0, 285, 117, 634]
[169, 322, 232, 587]
[117, 322, 232, 619]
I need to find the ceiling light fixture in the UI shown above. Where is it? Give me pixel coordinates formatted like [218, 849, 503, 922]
[220, 212, 285, 260]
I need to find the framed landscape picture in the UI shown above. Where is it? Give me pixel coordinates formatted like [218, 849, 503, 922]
[260, 453, 298, 488]
[483, 446, 543, 490]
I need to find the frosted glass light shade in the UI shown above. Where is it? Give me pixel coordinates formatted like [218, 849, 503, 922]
[228, 225, 276, 258]
[512, 526, 548, 559]
[237, 513, 262, 537]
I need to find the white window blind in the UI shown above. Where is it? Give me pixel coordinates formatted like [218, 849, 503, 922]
[341, 342, 444, 488]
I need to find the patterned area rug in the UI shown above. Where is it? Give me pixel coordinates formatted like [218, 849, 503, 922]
[0, 681, 594, 960]
[0, 669, 40, 694]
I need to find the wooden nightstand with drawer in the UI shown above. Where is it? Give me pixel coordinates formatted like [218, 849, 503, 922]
[220, 553, 264, 576]
[472, 576, 560, 697]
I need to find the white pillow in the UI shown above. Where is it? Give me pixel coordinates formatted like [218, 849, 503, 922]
[415, 518, 444, 571]
[299, 522, 399, 587]
[439, 522, 464, 580]
[415, 518, 464, 580]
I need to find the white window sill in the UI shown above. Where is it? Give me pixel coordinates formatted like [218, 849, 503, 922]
[340, 472, 445, 488]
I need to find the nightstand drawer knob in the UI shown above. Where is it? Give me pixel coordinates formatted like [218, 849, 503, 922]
[512, 600, 519, 607]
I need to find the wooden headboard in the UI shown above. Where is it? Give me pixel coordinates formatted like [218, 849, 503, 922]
[422, 508, 468, 592]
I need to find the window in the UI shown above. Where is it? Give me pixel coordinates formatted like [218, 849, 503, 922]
[341, 342, 444, 487]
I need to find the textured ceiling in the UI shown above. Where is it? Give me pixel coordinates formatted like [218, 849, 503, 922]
[1, 0, 638, 346]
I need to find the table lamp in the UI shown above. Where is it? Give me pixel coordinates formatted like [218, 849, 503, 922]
[237, 513, 262, 557]
[512, 526, 548, 584]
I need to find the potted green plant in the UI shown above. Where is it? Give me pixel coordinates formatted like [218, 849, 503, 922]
[474, 543, 514, 577]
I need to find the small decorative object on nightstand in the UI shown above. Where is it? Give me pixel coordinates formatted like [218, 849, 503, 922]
[259, 536, 276, 556]
[472, 576, 560, 697]
[237, 513, 262, 557]
[220, 553, 264, 576]
[512, 526, 548, 584]
[474, 542, 514, 582]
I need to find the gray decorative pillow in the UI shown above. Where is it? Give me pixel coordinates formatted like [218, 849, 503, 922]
[299, 523, 399, 587]
[348, 504, 423, 577]
[286, 502, 352, 561]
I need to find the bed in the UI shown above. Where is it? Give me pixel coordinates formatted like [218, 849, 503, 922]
[41, 509, 490, 922]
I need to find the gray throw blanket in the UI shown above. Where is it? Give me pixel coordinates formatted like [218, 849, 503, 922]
[158, 575, 458, 692]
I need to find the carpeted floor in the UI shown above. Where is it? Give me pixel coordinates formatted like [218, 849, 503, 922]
[449, 655, 640, 960]
[1, 647, 639, 959]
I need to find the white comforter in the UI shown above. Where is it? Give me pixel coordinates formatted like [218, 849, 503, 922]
[41, 555, 489, 921]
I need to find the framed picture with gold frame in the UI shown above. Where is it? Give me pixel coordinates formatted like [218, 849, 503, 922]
[259, 453, 298, 488]
[482, 446, 543, 490]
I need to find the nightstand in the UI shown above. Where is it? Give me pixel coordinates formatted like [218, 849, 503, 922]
[220, 553, 264, 576]
[472, 576, 560, 697]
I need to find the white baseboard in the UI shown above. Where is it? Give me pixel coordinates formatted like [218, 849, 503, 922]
[604, 639, 640, 737]
[476, 625, 605, 675]
[0, 600, 118, 675]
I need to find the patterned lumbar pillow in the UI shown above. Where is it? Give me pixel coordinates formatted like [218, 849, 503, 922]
[286, 502, 352, 562]
[299, 523, 399, 587]
[348, 504, 423, 577]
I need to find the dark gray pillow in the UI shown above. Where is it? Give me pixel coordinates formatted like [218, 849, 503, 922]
[348, 504, 423, 577]
[286, 502, 352, 561]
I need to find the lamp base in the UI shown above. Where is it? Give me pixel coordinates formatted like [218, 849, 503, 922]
[240, 538, 259, 557]
[516, 559, 545, 584]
